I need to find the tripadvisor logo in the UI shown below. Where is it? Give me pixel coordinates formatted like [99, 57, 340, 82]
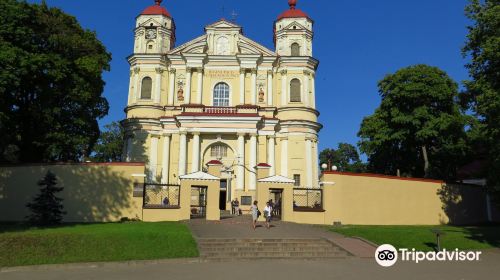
[375, 244, 482, 267]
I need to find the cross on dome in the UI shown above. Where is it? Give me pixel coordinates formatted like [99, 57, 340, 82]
[289, 0, 297, 10]
[155, 0, 163, 5]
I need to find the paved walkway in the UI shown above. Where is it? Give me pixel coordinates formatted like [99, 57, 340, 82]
[184, 215, 376, 258]
[3, 251, 500, 280]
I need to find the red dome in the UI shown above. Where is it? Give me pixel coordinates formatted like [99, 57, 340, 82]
[277, 0, 310, 20]
[277, 9, 310, 20]
[141, 0, 171, 18]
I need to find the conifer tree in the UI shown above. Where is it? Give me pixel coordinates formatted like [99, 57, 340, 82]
[26, 171, 66, 226]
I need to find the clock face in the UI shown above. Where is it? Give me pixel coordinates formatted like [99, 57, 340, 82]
[145, 29, 157, 39]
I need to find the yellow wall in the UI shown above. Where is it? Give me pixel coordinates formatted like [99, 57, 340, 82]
[181, 178, 220, 221]
[0, 163, 145, 222]
[319, 172, 496, 225]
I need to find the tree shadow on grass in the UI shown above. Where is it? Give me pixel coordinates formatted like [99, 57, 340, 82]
[462, 226, 500, 248]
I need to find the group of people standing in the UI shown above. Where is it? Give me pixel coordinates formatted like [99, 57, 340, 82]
[231, 197, 281, 230]
[250, 200, 275, 230]
[230, 198, 241, 216]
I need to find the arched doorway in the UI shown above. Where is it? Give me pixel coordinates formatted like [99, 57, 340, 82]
[202, 142, 236, 212]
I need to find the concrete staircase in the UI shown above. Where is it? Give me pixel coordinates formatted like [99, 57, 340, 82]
[197, 238, 351, 261]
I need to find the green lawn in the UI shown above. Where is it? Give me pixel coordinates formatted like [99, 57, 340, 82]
[329, 225, 500, 251]
[0, 222, 198, 267]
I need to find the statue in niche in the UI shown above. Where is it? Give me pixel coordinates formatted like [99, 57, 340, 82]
[177, 81, 184, 101]
[258, 87, 265, 103]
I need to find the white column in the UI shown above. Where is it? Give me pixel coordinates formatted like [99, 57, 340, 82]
[237, 133, 245, 190]
[161, 134, 171, 184]
[154, 67, 163, 104]
[185, 68, 192, 104]
[312, 139, 319, 188]
[281, 137, 288, 177]
[128, 70, 134, 104]
[249, 134, 257, 190]
[168, 69, 176, 105]
[126, 137, 133, 162]
[251, 70, 257, 105]
[191, 132, 200, 173]
[196, 68, 203, 104]
[149, 135, 159, 182]
[303, 71, 310, 107]
[133, 67, 140, 102]
[239, 69, 245, 104]
[280, 70, 287, 106]
[305, 139, 313, 188]
[311, 73, 316, 109]
[267, 70, 273, 106]
[178, 132, 187, 176]
[268, 136, 276, 176]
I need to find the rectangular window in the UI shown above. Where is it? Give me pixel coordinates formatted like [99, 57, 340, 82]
[293, 174, 301, 187]
[241, 196, 252, 206]
[210, 145, 227, 158]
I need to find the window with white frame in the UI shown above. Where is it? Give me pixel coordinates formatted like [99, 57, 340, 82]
[210, 144, 228, 158]
[213, 82, 230, 107]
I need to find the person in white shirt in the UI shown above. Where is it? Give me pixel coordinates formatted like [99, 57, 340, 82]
[264, 201, 273, 229]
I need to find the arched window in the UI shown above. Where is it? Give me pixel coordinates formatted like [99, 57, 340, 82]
[291, 43, 300, 56]
[290, 79, 301, 102]
[140, 77, 152, 99]
[213, 82, 230, 106]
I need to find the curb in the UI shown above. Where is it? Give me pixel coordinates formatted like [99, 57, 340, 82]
[350, 236, 379, 248]
[0, 258, 203, 273]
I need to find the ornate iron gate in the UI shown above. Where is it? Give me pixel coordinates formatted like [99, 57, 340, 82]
[191, 186, 207, 219]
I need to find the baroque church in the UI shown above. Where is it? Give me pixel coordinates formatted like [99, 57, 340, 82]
[122, 0, 321, 208]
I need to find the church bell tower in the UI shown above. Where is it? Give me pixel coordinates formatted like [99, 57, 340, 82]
[274, 0, 313, 56]
[134, 0, 176, 54]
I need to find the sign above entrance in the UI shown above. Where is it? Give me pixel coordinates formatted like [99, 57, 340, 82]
[206, 70, 239, 79]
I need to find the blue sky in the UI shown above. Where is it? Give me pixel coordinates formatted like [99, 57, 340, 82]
[29, 0, 472, 155]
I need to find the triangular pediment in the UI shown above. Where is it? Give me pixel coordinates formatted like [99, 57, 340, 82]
[139, 18, 163, 28]
[180, 171, 220, 181]
[206, 19, 241, 29]
[238, 36, 276, 56]
[168, 20, 276, 56]
[283, 21, 307, 31]
[168, 35, 207, 55]
[258, 175, 295, 184]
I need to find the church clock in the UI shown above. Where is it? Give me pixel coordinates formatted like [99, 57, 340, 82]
[145, 28, 157, 39]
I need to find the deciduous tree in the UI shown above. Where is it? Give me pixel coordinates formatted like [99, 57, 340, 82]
[91, 122, 124, 162]
[462, 0, 500, 199]
[319, 143, 366, 173]
[0, 0, 111, 162]
[358, 65, 468, 180]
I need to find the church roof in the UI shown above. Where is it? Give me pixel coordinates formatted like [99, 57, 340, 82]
[141, 0, 172, 18]
[179, 171, 220, 181]
[277, 0, 311, 21]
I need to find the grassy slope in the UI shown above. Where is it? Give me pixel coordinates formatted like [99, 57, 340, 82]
[329, 225, 500, 251]
[0, 222, 198, 267]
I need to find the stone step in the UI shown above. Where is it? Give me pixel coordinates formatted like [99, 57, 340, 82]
[199, 246, 343, 253]
[203, 256, 348, 262]
[198, 241, 332, 246]
[198, 243, 333, 249]
[200, 251, 349, 258]
[196, 238, 351, 260]
[198, 238, 326, 244]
